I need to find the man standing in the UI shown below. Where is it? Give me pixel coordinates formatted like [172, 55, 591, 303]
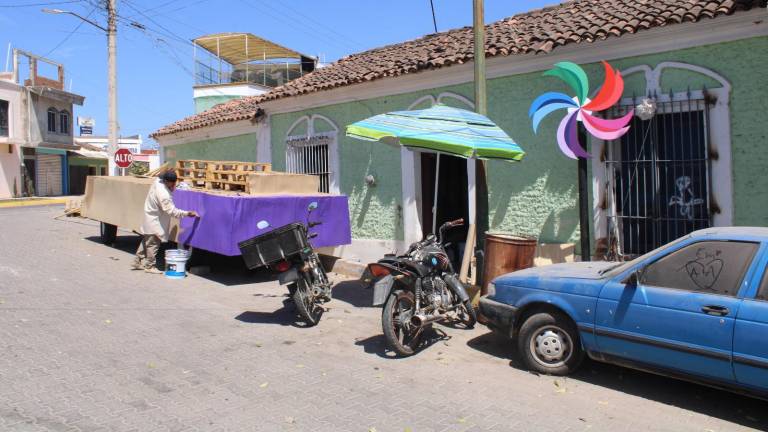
[132, 171, 198, 273]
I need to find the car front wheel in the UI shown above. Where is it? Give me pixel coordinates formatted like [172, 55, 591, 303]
[517, 311, 583, 375]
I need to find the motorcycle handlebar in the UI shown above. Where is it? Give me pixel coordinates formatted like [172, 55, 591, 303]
[445, 218, 464, 228]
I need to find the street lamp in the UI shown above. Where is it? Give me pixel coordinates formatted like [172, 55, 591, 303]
[42, 9, 107, 32]
[43, 2, 119, 176]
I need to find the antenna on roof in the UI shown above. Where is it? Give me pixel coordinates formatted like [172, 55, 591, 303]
[429, 0, 438, 33]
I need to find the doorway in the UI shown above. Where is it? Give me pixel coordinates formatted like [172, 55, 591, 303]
[420, 152, 468, 268]
[22, 157, 36, 197]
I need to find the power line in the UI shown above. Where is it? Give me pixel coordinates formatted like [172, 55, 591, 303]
[119, 0, 193, 47]
[0, 0, 82, 7]
[146, 0, 212, 18]
[44, 5, 98, 58]
[267, 1, 366, 51]
[238, 0, 357, 55]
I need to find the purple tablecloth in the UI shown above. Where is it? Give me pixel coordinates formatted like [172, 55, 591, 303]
[173, 190, 351, 256]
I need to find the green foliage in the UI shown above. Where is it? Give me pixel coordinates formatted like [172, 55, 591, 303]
[129, 161, 149, 176]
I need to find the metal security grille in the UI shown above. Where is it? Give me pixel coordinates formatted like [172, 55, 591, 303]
[604, 96, 711, 258]
[286, 135, 331, 193]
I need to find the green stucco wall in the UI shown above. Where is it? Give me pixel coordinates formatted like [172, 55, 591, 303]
[271, 86, 480, 242]
[68, 157, 106, 168]
[161, 36, 767, 246]
[194, 95, 241, 113]
[270, 36, 768, 244]
[163, 133, 257, 167]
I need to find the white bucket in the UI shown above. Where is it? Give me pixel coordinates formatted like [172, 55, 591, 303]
[165, 249, 191, 279]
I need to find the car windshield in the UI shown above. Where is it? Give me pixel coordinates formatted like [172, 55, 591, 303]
[598, 234, 691, 278]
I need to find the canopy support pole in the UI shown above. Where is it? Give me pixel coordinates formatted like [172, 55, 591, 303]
[432, 153, 440, 234]
[216, 37, 221, 84]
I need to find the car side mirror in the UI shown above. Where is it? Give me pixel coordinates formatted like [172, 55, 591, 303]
[623, 269, 642, 287]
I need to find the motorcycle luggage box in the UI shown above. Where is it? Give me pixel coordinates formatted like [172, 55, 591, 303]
[372, 274, 394, 306]
[238, 223, 309, 269]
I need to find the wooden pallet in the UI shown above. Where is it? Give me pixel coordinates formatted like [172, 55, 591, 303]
[175, 159, 271, 193]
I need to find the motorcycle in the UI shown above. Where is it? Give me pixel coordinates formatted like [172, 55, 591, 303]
[238, 201, 332, 326]
[366, 218, 477, 356]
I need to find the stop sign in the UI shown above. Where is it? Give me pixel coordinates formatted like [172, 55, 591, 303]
[114, 148, 134, 168]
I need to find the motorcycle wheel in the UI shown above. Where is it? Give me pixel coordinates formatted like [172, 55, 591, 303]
[382, 289, 423, 356]
[292, 276, 324, 327]
[457, 298, 477, 329]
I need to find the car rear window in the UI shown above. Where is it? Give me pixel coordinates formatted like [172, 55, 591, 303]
[641, 241, 758, 297]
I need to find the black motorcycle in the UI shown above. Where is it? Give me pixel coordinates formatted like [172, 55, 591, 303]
[238, 202, 332, 326]
[366, 218, 477, 356]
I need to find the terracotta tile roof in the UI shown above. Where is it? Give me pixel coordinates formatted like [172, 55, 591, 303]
[152, 0, 764, 138]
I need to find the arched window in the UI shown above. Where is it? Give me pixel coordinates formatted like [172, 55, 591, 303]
[47, 108, 57, 133]
[59, 110, 70, 134]
[284, 114, 340, 194]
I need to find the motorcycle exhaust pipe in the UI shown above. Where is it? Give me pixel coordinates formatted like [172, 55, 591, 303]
[410, 313, 444, 327]
[410, 304, 459, 327]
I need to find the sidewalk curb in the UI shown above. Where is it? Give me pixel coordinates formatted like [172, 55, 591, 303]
[329, 258, 367, 279]
[0, 198, 68, 208]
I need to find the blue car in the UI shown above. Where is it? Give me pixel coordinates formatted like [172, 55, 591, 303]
[479, 227, 768, 397]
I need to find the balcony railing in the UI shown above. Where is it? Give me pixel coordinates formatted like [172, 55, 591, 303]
[195, 60, 307, 88]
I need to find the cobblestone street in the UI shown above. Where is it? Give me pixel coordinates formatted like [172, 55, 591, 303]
[1, 205, 767, 432]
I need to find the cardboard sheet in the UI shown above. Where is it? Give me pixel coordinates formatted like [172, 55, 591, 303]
[246, 172, 319, 194]
[173, 190, 351, 256]
[81, 176, 154, 232]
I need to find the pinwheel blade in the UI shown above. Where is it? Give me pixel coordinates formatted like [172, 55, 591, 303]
[528, 92, 578, 117]
[583, 61, 622, 111]
[531, 102, 576, 133]
[556, 111, 578, 159]
[545, 62, 589, 105]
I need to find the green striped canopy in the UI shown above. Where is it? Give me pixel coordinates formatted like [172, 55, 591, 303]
[345, 104, 525, 161]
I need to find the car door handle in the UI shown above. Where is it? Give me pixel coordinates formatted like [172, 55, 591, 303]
[701, 305, 729, 316]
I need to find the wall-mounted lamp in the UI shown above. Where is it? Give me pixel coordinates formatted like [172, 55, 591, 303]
[635, 97, 657, 121]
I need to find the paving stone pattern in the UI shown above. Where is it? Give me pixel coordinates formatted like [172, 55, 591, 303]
[1, 206, 767, 432]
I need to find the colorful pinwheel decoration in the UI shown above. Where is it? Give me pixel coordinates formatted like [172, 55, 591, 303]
[529, 61, 633, 159]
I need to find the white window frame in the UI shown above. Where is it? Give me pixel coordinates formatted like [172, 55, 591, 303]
[59, 110, 70, 135]
[285, 114, 340, 194]
[0, 99, 9, 137]
[47, 107, 57, 133]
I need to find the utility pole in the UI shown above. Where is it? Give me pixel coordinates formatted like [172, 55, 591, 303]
[43, 3, 119, 175]
[472, 0, 490, 291]
[473, 0, 486, 116]
[107, 0, 119, 176]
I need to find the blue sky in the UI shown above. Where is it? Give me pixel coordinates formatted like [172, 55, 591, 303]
[0, 0, 555, 147]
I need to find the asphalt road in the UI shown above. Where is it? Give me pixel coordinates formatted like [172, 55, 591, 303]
[1, 205, 767, 432]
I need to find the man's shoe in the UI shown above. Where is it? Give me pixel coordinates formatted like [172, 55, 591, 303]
[144, 267, 164, 274]
[130, 262, 144, 270]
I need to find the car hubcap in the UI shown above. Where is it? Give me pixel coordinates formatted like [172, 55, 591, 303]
[530, 326, 572, 367]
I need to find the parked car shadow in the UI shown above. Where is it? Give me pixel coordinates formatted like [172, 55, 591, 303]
[466, 331, 768, 430]
[331, 280, 374, 308]
[235, 300, 309, 328]
[355, 327, 451, 359]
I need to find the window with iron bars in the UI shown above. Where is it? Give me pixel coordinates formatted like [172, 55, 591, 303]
[285, 135, 332, 193]
[0, 99, 8, 137]
[604, 95, 712, 258]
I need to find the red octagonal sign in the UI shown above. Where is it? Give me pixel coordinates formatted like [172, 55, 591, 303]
[114, 148, 134, 168]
